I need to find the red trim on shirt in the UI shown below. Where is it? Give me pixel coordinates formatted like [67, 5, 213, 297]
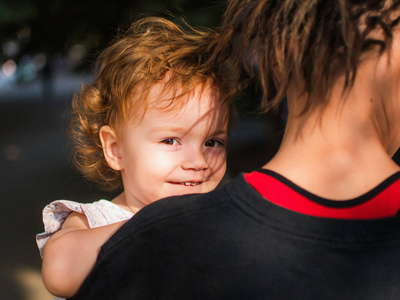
[244, 170, 400, 219]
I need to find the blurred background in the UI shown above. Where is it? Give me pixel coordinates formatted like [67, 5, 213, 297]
[1, 1, 399, 299]
[0, 0, 285, 299]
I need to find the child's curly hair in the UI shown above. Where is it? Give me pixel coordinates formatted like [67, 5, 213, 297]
[69, 16, 239, 191]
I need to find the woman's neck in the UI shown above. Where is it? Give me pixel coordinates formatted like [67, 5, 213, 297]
[264, 77, 400, 200]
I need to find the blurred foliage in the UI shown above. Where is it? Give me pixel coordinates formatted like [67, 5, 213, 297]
[0, 0, 227, 66]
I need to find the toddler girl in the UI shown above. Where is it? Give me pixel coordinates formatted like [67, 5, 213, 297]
[36, 16, 237, 298]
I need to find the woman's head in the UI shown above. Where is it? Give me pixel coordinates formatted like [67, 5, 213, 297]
[217, 0, 400, 113]
[69, 16, 238, 191]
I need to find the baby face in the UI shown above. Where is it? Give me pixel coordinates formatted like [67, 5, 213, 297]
[117, 83, 229, 207]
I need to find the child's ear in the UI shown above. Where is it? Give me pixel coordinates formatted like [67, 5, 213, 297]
[99, 126, 123, 171]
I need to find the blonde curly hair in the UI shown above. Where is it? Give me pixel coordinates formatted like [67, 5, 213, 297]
[69, 16, 238, 191]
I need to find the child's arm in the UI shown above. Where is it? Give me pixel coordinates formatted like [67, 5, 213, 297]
[41, 212, 128, 298]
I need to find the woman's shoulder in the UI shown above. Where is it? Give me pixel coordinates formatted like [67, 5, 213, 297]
[107, 176, 250, 239]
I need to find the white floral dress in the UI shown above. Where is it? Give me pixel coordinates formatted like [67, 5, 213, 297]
[36, 199, 134, 257]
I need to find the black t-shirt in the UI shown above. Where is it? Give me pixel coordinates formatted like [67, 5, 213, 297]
[71, 174, 400, 300]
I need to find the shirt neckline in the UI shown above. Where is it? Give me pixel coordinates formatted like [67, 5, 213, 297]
[255, 169, 400, 208]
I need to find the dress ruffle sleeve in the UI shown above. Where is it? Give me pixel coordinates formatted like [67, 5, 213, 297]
[36, 199, 134, 257]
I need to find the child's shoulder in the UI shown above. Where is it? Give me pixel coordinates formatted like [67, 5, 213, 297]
[36, 199, 134, 257]
[42, 199, 133, 227]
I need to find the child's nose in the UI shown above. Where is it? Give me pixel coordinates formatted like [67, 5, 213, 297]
[181, 147, 208, 171]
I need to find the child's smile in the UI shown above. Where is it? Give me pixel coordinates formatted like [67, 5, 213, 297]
[178, 182, 202, 186]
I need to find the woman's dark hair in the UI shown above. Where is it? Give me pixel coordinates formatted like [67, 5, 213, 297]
[215, 0, 400, 113]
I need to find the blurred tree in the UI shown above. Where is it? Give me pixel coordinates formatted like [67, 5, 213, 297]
[0, 0, 226, 67]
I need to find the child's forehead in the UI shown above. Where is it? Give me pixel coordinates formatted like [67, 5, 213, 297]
[146, 79, 224, 111]
[142, 86, 230, 134]
[122, 75, 229, 130]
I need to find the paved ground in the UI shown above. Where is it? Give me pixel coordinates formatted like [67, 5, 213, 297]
[0, 76, 282, 299]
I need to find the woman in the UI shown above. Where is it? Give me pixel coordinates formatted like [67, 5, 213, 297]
[70, 1, 400, 299]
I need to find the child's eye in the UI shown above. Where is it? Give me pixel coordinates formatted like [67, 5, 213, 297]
[161, 138, 179, 145]
[205, 139, 224, 147]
